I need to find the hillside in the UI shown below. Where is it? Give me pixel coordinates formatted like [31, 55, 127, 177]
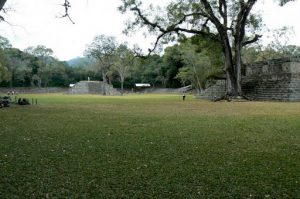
[67, 57, 96, 68]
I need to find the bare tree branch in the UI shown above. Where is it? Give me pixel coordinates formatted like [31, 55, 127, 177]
[0, 0, 7, 21]
[0, 0, 7, 11]
[242, 34, 262, 46]
[218, 0, 227, 26]
[129, 3, 220, 57]
[60, 0, 75, 24]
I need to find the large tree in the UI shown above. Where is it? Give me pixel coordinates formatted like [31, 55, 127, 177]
[119, 0, 294, 98]
[0, 63, 9, 83]
[178, 36, 223, 93]
[162, 45, 184, 88]
[24, 45, 54, 87]
[85, 35, 118, 85]
[25, 45, 53, 58]
[0, 34, 10, 83]
[112, 44, 135, 95]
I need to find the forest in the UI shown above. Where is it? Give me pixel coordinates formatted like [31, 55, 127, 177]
[1, 31, 300, 93]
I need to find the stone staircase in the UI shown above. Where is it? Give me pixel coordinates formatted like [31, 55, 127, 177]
[177, 85, 193, 93]
[196, 80, 226, 100]
[197, 75, 300, 101]
[198, 57, 300, 101]
[241, 56, 300, 101]
[242, 77, 300, 101]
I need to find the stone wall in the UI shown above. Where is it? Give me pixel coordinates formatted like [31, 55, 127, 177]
[196, 80, 226, 100]
[243, 57, 300, 101]
[70, 81, 121, 95]
[0, 87, 68, 94]
[197, 57, 300, 101]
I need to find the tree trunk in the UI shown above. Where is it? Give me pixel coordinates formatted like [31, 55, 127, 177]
[235, 42, 243, 96]
[44, 79, 48, 88]
[192, 64, 202, 93]
[10, 76, 13, 88]
[102, 71, 107, 84]
[120, 76, 124, 96]
[121, 82, 124, 95]
[222, 39, 239, 98]
[0, 0, 7, 11]
[101, 71, 107, 95]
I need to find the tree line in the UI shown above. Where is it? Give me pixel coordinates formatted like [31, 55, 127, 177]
[1, 31, 300, 93]
[0, 33, 221, 93]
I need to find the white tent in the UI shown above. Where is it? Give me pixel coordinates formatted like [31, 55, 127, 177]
[135, 83, 151, 87]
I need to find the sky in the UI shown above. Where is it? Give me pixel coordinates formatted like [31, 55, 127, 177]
[0, 0, 300, 61]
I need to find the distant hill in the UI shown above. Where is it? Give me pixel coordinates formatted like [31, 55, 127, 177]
[67, 57, 96, 68]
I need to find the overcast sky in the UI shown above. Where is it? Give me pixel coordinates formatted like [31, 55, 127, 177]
[0, 0, 299, 61]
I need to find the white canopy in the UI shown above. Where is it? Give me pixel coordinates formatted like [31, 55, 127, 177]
[135, 83, 151, 87]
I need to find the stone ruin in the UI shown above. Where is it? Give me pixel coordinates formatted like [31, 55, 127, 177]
[198, 56, 300, 101]
[70, 81, 121, 95]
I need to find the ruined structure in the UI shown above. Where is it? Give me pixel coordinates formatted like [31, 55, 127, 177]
[70, 81, 121, 95]
[198, 57, 300, 101]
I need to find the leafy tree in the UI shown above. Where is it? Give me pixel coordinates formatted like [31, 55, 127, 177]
[242, 46, 262, 63]
[265, 27, 300, 57]
[25, 45, 53, 58]
[180, 41, 222, 93]
[175, 67, 190, 87]
[162, 45, 184, 88]
[0, 35, 11, 49]
[119, 0, 293, 98]
[85, 35, 117, 84]
[0, 37, 9, 83]
[242, 26, 300, 63]
[0, 63, 9, 83]
[25, 45, 54, 87]
[5, 48, 26, 87]
[112, 44, 135, 95]
[130, 55, 164, 88]
[48, 60, 70, 87]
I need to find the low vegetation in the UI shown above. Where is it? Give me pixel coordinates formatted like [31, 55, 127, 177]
[0, 94, 299, 198]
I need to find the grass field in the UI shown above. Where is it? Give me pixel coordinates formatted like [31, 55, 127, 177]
[0, 93, 299, 198]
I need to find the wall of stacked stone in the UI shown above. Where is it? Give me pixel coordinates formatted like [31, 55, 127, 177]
[196, 80, 226, 100]
[198, 56, 300, 101]
[245, 57, 300, 77]
[70, 81, 121, 95]
[0, 87, 68, 94]
[243, 56, 300, 101]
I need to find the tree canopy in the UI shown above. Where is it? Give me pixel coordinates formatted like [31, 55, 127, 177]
[119, 0, 296, 98]
[85, 35, 118, 85]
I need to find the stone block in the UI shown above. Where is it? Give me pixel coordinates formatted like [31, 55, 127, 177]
[70, 81, 121, 95]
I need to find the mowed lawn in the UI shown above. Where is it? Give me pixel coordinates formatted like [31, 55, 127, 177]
[0, 94, 299, 198]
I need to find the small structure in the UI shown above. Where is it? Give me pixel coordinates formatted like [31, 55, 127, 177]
[134, 83, 151, 92]
[135, 83, 151, 88]
[177, 85, 193, 93]
[70, 81, 121, 95]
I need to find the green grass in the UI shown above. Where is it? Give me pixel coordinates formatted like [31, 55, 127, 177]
[0, 93, 299, 198]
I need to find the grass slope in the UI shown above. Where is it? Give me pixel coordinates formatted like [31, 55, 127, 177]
[0, 94, 299, 198]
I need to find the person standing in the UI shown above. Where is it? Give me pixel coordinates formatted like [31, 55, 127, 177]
[182, 92, 186, 101]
